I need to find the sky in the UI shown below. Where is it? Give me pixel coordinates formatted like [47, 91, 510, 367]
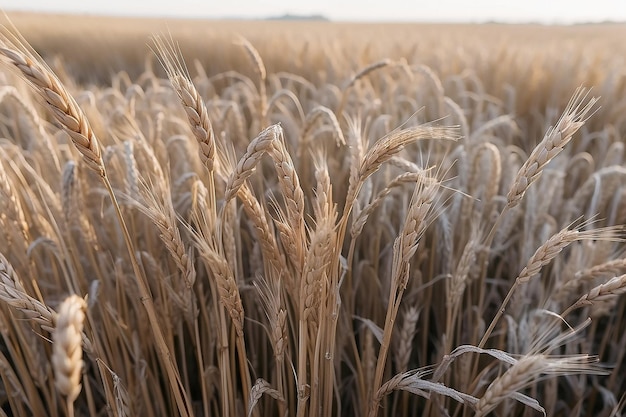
[1, 0, 626, 24]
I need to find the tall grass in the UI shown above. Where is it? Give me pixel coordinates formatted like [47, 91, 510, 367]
[0, 15, 625, 417]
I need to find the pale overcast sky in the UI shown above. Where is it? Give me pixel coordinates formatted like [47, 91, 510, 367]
[1, 0, 626, 23]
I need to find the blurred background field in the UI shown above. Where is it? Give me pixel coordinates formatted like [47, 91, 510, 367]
[6, 12, 626, 134]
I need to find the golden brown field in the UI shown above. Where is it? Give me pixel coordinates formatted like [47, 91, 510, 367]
[0, 11, 625, 417]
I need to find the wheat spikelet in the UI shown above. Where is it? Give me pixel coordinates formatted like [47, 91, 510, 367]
[248, 378, 284, 417]
[301, 105, 346, 149]
[480, 225, 623, 347]
[52, 295, 87, 408]
[554, 257, 626, 305]
[221, 201, 238, 273]
[519, 226, 622, 284]
[253, 274, 288, 362]
[268, 134, 306, 262]
[296, 203, 336, 417]
[343, 59, 393, 90]
[396, 178, 439, 283]
[132, 183, 197, 292]
[356, 125, 458, 188]
[506, 88, 598, 209]
[195, 239, 244, 336]
[237, 37, 267, 125]
[369, 178, 440, 416]
[351, 171, 436, 239]
[517, 229, 581, 283]
[153, 35, 217, 172]
[123, 140, 140, 200]
[301, 217, 334, 324]
[0, 30, 105, 176]
[374, 369, 478, 408]
[447, 238, 479, 311]
[0, 253, 65, 337]
[61, 160, 79, 226]
[475, 354, 603, 417]
[563, 274, 626, 316]
[395, 307, 419, 373]
[474, 355, 547, 417]
[470, 142, 502, 206]
[111, 370, 131, 417]
[224, 124, 280, 201]
[345, 114, 366, 195]
[237, 184, 288, 280]
[60, 160, 99, 247]
[237, 37, 266, 84]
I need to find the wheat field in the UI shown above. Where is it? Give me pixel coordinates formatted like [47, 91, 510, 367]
[0, 12, 625, 417]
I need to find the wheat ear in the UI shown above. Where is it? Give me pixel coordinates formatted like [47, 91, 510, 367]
[269, 134, 306, 269]
[0, 33, 105, 176]
[562, 274, 626, 316]
[237, 37, 268, 125]
[506, 87, 598, 209]
[479, 225, 624, 348]
[152, 35, 217, 173]
[336, 59, 394, 118]
[52, 295, 87, 417]
[554, 258, 626, 304]
[475, 354, 603, 417]
[224, 124, 281, 201]
[395, 307, 420, 373]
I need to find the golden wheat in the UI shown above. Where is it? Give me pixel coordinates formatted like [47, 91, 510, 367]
[0, 14, 625, 417]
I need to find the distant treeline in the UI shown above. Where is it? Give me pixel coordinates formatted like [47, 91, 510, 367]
[266, 14, 330, 21]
